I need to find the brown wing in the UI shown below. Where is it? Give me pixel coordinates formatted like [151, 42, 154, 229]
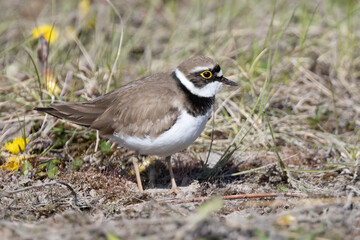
[91, 73, 180, 138]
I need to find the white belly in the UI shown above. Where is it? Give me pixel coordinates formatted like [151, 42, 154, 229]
[109, 109, 212, 156]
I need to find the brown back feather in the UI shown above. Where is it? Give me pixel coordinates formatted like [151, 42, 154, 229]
[91, 73, 180, 138]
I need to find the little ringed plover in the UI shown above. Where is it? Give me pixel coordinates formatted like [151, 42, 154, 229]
[35, 56, 238, 193]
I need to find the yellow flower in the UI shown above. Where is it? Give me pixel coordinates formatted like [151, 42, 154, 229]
[2, 156, 23, 171]
[1, 155, 34, 172]
[4, 137, 29, 154]
[32, 25, 59, 44]
[79, 0, 90, 18]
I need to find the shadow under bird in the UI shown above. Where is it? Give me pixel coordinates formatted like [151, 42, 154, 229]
[35, 56, 238, 193]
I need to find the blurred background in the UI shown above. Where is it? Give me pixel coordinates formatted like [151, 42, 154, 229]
[0, 1, 360, 239]
[1, 0, 359, 148]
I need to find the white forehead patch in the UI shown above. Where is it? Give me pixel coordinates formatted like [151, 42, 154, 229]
[175, 68, 222, 98]
[216, 69, 223, 77]
[190, 66, 213, 73]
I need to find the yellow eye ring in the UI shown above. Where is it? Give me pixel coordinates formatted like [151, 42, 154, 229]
[201, 70, 212, 79]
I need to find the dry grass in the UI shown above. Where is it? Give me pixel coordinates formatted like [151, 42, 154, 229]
[1, 0, 360, 239]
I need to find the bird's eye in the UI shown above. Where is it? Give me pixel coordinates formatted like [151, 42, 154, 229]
[201, 70, 212, 79]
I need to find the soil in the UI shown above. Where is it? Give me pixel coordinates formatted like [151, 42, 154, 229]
[1, 149, 360, 239]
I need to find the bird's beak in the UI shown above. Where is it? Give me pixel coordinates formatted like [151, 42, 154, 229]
[221, 76, 238, 86]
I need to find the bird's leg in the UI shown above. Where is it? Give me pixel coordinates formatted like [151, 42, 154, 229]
[149, 164, 156, 189]
[165, 156, 179, 194]
[107, 143, 120, 166]
[131, 155, 144, 193]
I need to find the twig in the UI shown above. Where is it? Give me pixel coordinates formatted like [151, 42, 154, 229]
[159, 193, 304, 204]
[94, 130, 100, 152]
[64, 128, 78, 162]
[159, 194, 360, 206]
[1, 181, 78, 206]
[352, 156, 359, 183]
[245, 196, 360, 209]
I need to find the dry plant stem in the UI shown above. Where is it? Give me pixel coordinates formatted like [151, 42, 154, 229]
[205, 108, 216, 165]
[64, 129, 78, 162]
[73, 36, 95, 71]
[94, 130, 100, 152]
[352, 157, 359, 183]
[1, 181, 78, 206]
[243, 196, 360, 209]
[131, 155, 144, 193]
[266, 114, 288, 181]
[166, 156, 179, 194]
[119, 196, 360, 212]
[159, 193, 305, 204]
[105, 0, 124, 93]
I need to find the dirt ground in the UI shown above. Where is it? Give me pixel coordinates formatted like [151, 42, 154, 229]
[1, 148, 360, 239]
[1, 0, 360, 239]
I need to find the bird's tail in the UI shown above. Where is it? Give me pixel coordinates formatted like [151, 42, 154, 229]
[34, 102, 106, 127]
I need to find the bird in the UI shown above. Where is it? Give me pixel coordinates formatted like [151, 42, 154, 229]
[35, 56, 238, 193]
